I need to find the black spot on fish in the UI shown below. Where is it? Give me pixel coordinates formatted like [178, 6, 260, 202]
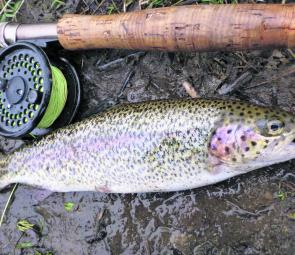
[245, 147, 250, 151]
[227, 129, 232, 134]
[232, 157, 237, 162]
[225, 147, 230, 154]
[241, 135, 246, 141]
[218, 137, 222, 141]
[239, 112, 244, 116]
[265, 139, 269, 143]
[251, 141, 257, 146]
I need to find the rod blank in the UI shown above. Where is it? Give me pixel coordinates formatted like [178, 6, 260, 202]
[0, 22, 57, 47]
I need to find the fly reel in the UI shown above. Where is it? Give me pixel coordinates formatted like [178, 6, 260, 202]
[0, 42, 80, 138]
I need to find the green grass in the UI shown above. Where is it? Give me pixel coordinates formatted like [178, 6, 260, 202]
[0, 0, 24, 22]
[146, 0, 168, 8]
[64, 201, 75, 212]
[16, 219, 35, 232]
[51, 0, 65, 10]
[200, 0, 224, 3]
[140, 0, 237, 7]
[107, 0, 120, 14]
[288, 212, 295, 220]
[200, 0, 238, 3]
[35, 251, 54, 255]
[140, 0, 183, 8]
[15, 242, 34, 249]
[276, 190, 287, 201]
[0, 0, 65, 22]
[104, 0, 238, 15]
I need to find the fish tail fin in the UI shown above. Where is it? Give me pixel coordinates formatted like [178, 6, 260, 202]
[0, 153, 11, 190]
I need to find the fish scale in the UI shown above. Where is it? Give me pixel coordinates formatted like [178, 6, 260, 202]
[0, 98, 295, 193]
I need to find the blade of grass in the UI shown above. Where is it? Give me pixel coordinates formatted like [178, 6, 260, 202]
[0, 183, 18, 228]
[0, 0, 14, 16]
[0, 0, 24, 22]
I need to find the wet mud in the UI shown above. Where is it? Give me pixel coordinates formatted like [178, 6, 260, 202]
[1, 0, 295, 254]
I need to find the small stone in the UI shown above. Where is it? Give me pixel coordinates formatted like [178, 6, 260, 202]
[264, 191, 273, 200]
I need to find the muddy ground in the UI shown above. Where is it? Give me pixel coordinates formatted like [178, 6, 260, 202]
[1, 0, 295, 254]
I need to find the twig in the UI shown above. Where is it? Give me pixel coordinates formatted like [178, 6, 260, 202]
[234, 52, 259, 72]
[95, 208, 106, 225]
[118, 70, 134, 98]
[182, 80, 199, 98]
[97, 52, 145, 71]
[97, 58, 124, 71]
[218, 71, 252, 95]
[281, 181, 295, 192]
[244, 65, 295, 90]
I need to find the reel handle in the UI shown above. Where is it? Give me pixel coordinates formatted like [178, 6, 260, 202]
[57, 4, 295, 52]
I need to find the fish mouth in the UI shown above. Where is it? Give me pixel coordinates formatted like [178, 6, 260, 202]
[271, 133, 295, 156]
[255, 133, 295, 159]
[287, 131, 295, 146]
[286, 136, 295, 150]
[246, 133, 295, 170]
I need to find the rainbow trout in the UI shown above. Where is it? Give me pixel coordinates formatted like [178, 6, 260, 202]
[0, 99, 295, 193]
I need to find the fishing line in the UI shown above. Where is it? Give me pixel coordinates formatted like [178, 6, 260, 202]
[37, 66, 68, 129]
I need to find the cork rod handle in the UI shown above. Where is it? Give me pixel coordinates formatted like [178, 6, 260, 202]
[57, 4, 295, 51]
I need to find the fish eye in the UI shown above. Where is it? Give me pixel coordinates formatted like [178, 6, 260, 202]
[256, 118, 285, 136]
[267, 119, 284, 136]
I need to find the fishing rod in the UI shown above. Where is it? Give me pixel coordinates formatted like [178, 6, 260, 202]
[0, 3, 294, 139]
[1, 4, 295, 51]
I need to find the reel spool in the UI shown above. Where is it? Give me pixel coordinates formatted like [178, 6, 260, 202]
[0, 42, 80, 138]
